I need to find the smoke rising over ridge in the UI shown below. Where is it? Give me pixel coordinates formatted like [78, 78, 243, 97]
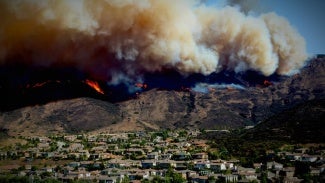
[0, 0, 307, 84]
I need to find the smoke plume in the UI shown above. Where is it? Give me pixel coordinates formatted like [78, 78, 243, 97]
[0, 0, 307, 84]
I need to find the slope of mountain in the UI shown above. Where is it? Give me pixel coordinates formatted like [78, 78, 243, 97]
[0, 98, 121, 136]
[243, 99, 325, 143]
[0, 58, 324, 136]
[117, 58, 324, 130]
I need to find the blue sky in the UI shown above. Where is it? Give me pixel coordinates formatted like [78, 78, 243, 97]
[206, 0, 325, 55]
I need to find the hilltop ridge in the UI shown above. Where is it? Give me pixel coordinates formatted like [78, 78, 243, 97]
[0, 58, 324, 137]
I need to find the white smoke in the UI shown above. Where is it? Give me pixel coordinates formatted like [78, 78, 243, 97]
[192, 82, 245, 93]
[0, 0, 307, 83]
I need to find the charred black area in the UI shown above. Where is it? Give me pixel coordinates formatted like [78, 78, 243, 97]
[143, 69, 283, 90]
[0, 63, 283, 111]
[0, 65, 102, 111]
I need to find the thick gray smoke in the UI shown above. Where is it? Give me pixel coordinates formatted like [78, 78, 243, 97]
[0, 0, 307, 83]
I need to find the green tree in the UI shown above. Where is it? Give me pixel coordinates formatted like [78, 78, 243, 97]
[208, 176, 216, 183]
[178, 130, 188, 137]
[31, 165, 38, 171]
[121, 176, 130, 183]
[165, 167, 186, 183]
[40, 171, 52, 179]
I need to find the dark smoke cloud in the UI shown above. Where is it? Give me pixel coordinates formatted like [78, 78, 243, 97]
[0, 0, 307, 85]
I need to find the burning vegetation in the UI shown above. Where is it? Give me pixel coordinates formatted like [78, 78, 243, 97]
[84, 79, 105, 95]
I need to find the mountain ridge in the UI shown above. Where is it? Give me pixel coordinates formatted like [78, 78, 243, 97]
[0, 57, 324, 136]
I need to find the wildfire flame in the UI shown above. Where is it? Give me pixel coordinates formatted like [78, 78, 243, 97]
[181, 86, 191, 92]
[84, 79, 105, 94]
[135, 83, 148, 89]
[263, 80, 273, 87]
[26, 80, 61, 89]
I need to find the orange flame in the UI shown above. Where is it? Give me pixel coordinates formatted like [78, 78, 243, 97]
[32, 81, 48, 88]
[135, 83, 148, 89]
[85, 79, 105, 94]
[26, 80, 61, 89]
[181, 86, 191, 92]
[263, 80, 273, 87]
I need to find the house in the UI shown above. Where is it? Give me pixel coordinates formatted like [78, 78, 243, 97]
[295, 148, 308, 154]
[98, 175, 120, 183]
[92, 145, 108, 153]
[126, 148, 145, 156]
[175, 161, 188, 170]
[68, 162, 80, 168]
[218, 174, 238, 183]
[310, 167, 322, 176]
[142, 146, 154, 153]
[107, 144, 119, 150]
[225, 162, 234, 170]
[97, 137, 108, 142]
[41, 166, 54, 173]
[87, 136, 97, 142]
[285, 153, 302, 161]
[237, 166, 257, 181]
[79, 149, 90, 157]
[192, 153, 209, 160]
[194, 160, 210, 170]
[191, 175, 208, 183]
[267, 171, 277, 182]
[64, 169, 91, 180]
[160, 153, 172, 160]
[210, 162, 226, 172]
[0, 151, 7, 159]
[176, 170, 196, 180]
[100, 153, 115, 160]
[267, 161, 283, 170]
[172, 152, 191, 161]
[38, 142, 50, 150]
[89, 153, 100, 160]
[253, 163, 262, 169]
[280, 167, 295, 178]
[41, 152, 54, 158]
[191, 140, 209, 151]
[157, 160, 176, 169]
[69, 143, 84, 152]
[79, 161, 93, 168]
[101, 168, 124, 177]
[108, 159, 130, 169]
[64, 135, 77, 142]
[147, 152, 159, 160]
[128, 169, 150, 180]
[301, 155, 318, 162]
[141, 160, 156, 169]
[39, 137, 51, 143]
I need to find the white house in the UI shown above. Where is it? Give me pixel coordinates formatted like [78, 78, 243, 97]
[194, 160, 210, 170]
[210, 162, 226, 172]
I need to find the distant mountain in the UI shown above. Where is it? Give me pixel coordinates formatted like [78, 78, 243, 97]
[0, 58, 324, 137]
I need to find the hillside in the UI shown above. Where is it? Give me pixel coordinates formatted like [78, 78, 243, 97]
[243, 99, 325, 143]
[0, 98, 121, 136]
[116, 57, 324, 130]
[0, 58, 324, 136]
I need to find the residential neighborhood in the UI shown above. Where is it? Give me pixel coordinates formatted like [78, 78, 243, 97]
[0, 130, 324, 182]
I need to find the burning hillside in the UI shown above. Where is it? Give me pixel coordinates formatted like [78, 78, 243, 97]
[0, 58, 323, 134]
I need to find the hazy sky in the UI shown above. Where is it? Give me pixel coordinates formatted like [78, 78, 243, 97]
[207, 0, 325, 55]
